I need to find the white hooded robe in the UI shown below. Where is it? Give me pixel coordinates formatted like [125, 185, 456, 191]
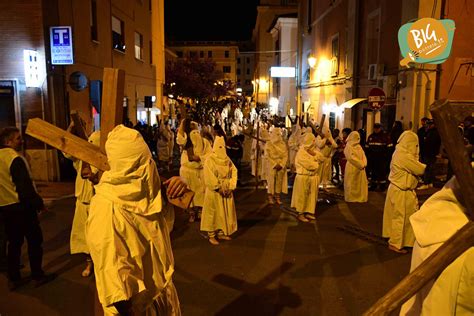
[383, 131, 426, 249]
[315, 125, 337, 186]
[400, 176, 473, 315]
[200, 136, 238, 236]
[291, 133, 325, 214]
[344, 131, 368, 202]
[64, 130, 100, 255]
[266, 128, 288, 195]
[86, 125, 180, 316]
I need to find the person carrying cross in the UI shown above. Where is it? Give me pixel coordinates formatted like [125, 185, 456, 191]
[86, 125, 185, 315]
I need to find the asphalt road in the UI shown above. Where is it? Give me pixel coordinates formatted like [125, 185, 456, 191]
[1, 168, 436, 315]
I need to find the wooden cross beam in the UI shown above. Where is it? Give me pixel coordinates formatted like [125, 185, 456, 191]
[100, 68, 125, 151]
[364, 99, 474, 315]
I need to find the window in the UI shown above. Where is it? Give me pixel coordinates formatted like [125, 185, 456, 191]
[224, 50, 229, 58]
[208, 51, 213, 58]
[237, 79, 241, 85]
[112, 16, 125, 52]
[189, 51, 197, 58]
[245, 79, 251, 85]
[246, 57, 250, 63]
[246, 68, 250, 75]
[134, 32, 143, 59]
[237, 68, 241, 75]
[237, 58, 241, 64]
[331, 35, 339, 77]
[90, 0, 98, 41]
[223, 66, 231, 73]
[176, 51, 183, 58]
[367, 10, 380, 65]
[200, 51, 204, 58]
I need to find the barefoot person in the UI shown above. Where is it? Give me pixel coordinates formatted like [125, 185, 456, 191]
[383, 131, 426, 253]
[343, 131, 368, 203]
[265, 128, 288, 205]
[291, 133, 325, 222]
[200, 136, 238, 245]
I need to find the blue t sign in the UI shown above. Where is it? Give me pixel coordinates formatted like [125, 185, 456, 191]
[50, 26, 74, 65]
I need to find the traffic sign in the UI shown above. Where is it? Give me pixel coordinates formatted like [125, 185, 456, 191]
[50, 26, 74, 65]
[368, 88, 386, 110]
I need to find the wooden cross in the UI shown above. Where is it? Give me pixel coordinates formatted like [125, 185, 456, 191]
[26, 68, 193, 209]
[364, 99, 474, 315]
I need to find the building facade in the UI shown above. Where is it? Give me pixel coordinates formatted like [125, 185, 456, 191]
[252, 0, 298, 107]
[0, 0, 165, 180]
[168, 41, 240, 84]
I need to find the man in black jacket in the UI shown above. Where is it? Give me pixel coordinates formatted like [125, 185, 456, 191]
[0, 127, 54, 290]
[418, 120, 441, 190]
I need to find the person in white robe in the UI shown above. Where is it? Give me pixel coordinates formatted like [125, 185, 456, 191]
[200, 136, 238, 245]
[400, 174, 474, 315]
[287, 124, 301, 173]
[343, 131, 368, 202]
[383, 131, 426, 253]
[265, 128, 288, 205]
[63, 127, 100, 277]
[86, 125, 183, 316]
[291, 133, 325, 222]
[179, 129, 212, 222]
[315, 125, 337, 189]
[260, 125, 271, 183]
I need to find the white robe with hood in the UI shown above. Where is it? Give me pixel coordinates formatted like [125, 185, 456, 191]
[200, 136, 238, 236]
[383, 131, 426, 249]
[291, 133, 325, 214]
[266, 128, 288, 195]
[288, 125, 301, 171]
[86, 125, 180, 316]
[344, 131, 368, 202]
[315, 125, 338, 185]
[179, 130, 212, 208]
[64, 130, 100, 254]
[400, 175, 474, 315]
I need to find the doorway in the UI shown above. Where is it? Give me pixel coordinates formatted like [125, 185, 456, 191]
[0, 80, 20, 128]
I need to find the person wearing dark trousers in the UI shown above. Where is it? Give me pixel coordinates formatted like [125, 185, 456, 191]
[418, 120, 441, 190]
[0, 127, 55, 290]
[366, 124, 391, 191]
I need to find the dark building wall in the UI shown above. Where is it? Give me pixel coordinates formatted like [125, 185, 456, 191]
[0, 0, 48, 148]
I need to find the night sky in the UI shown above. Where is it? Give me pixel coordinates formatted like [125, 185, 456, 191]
[165, 0, 259, 41]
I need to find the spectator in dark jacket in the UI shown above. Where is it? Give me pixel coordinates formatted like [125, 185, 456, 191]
[418, 120, 441, 189]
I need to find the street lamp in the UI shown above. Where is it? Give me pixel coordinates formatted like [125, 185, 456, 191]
[308, 55, 317, 68]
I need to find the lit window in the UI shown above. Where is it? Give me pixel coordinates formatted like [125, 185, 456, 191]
[112, 16, 125, 52]
[135, 32, 143, 59]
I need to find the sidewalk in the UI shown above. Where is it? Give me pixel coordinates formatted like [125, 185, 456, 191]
[36, 181, 75, 202]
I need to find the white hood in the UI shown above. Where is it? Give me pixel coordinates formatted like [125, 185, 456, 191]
[95, 125, 162, 216]
[410, 176, 470, 247]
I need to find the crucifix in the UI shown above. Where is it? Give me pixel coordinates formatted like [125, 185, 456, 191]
[26, 68, 193, 210]
[364, 99, 474, 315]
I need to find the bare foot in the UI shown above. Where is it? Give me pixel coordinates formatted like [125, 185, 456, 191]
[297, 214, 309, 222]
[81, 262, 93, 277]
[208, 237, 219, 245]
[388, 244, 408, 254]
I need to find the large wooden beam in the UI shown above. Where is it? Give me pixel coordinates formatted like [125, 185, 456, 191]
[26, 118, 110, 171]
[100, 68, 125, 151]
[364, 99, 474, 315]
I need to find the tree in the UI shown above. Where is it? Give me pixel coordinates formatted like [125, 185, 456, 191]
[165, 57, 235, 123]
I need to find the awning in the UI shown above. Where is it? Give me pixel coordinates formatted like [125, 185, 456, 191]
[340, 98, 367, 109]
